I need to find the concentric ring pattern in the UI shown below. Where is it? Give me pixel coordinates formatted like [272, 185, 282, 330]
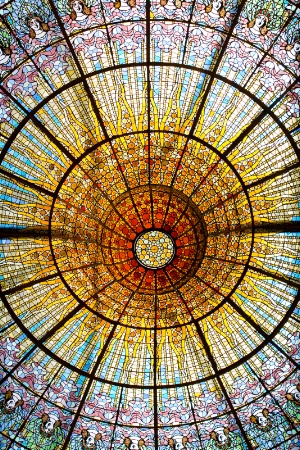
[0, 0, 299, 449]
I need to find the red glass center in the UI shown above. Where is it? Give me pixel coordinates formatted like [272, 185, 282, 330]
[99, 185, 207, 294]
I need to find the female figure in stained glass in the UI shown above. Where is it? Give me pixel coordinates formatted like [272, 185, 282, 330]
[69, 0, 92, 21]
[160, 0, 182, 11]
[245, 407, 288, 449]
[70, 428, 107, 449]
[11, 0, 56, 46]
[250, 10, 299, 93]
[56, 0, 102, 31]
[27, 15, 50, 39]
[286, 39, 300, 62]
[242, 0, 284, 39]
[204, 0, 226, 19]
[137, 438, 153, 450]
[118, 437, 133, 449]
[204, 425, 245, 450]
[164, 438, 176, 450]
[114, 0, 136, 10]
[0, 11, 21, 74]
[110, 0, 145, 22]
[0, 390, 25, 433]
[194, 0, 237, 31]
[247, 13, 268, 36]
[284, 16, 300, 63]
[182, 436, 197, 449]
[285, 384, 300, 425]
[9, 0, 70, 77]
[152, 0, 190, 20]
[25, 411, 65, 450]
[0, 27, 12, 66]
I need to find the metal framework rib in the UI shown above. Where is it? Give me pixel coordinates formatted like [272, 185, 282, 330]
[246, 161, 300, 189]
[109, 387, 124, 450]
[0, 279, 124, 386]
[203, 255, 300, 290]
[164, 0, 248, 199]
[1, 284, 299, 390]
[59, 271, 147, 449]
[146, 0, 151, 186]
[2, 261, 105, 296]
[163, 271, 253, 448]
[0, 296, 82, 387]
[196, 221, 300, 240]
[1, 17, 55, 92]
[0, 84, 76, 163]
[0, 2, 299, 449]
[153, 274, 159, 450]
[47, 0, 109, 141]
[0, 166, 55, 197]
[243, 7, 299, 88]
[60, 327, 119, 450]
[194, 326, 253, 449]
[194, 269, 300, 368]
[245, 363, 300, 438]
[247, 264, 300, 290]
[186, 385, 204, 450]
[48, 0, 144, 225]
[222, 76, 300, 159]
[0, 65, 298, 167]
[226, 298, 300, 369]
[188, 0, 248, 138]
[0, 9, 297, 86]
[179, 0, 198, 66]
[6, 365, 63, 450]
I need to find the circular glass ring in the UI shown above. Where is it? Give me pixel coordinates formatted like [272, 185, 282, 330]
[134, 230, 176, 269]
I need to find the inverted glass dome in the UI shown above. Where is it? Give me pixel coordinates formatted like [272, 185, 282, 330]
[0, 0, 299, 449]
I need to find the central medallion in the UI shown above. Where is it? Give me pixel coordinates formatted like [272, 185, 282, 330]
[96, 184, 207, 295]
[134, 230, 175, 269]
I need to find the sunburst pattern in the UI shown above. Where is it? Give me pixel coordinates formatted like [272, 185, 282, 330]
[0, 0, 300, 449]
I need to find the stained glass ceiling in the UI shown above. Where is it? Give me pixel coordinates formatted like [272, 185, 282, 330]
[0, 0, 300, 448]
